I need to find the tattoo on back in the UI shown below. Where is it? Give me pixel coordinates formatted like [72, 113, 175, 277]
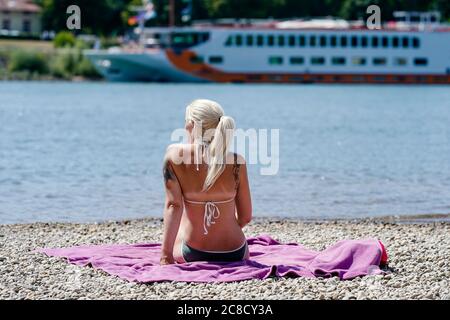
[233, 153, 240, 190]
[163, 161, 175, 183]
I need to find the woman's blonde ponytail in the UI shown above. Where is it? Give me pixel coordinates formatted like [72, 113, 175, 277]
[204, 115, 235, 191]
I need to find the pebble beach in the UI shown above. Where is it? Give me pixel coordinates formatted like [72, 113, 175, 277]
[0, 217, 449, 300]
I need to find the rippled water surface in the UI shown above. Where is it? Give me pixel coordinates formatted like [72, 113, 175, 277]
[1, 82, 449, 223]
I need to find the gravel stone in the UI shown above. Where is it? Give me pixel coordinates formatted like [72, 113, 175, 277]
[0, 217, 448, 300]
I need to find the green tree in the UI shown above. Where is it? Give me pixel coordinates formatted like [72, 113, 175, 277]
[36, 0, 450, 33]
[36, 0, 134, 35]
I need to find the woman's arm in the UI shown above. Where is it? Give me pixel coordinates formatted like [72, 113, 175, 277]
[160, 147, 183, 265]
[235, 158, 252, 228]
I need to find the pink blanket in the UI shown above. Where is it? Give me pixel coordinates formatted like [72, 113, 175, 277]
[38, 235, 386, 282]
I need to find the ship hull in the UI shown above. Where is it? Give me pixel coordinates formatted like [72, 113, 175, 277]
[86, 52, 450, 84]
[85, 50, 206, 82]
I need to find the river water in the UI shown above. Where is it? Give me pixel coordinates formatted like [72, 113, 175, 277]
[1, 82, 449, 223]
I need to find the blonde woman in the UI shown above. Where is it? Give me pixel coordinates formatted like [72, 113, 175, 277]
[160, 99, 252, 265]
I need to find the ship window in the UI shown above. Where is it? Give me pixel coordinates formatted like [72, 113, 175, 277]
[246, 35, 254, 46]
[268, 75, 283, 81]
[268, 56, 283, 65]
[298, 35, 306, 47]
[394, 57, 407, 66]
[402, 37, 409, 48]
[290, 56, 304, 65]
[202, 33, 210, 42]
[311, 57, 325, 65]
[332, 57, 346, 65]
[309, 35, 316, 47]
[414, 58, 428, 66]
[192, 33, 200, 44]
[320, 35, 327, 47]
[179, 33, 194, 45]
[224, 35, 233, 46]
[170, 32, 208, 47]
[392, 37, 399, 48]
[267, 35, 275, 46]
[107, 68, 121, 75]
[330, 36, 337, 47]
[416, 76, 427, 82]
[351, 36, 358, 47]
[412, 37, 420, 48]
[247, 74, 262, 81]
[235, 35, 243, 46]
[352, 57, 366, 65]
[382, 36, 389, 47]
[209, 56, 223, 64]
[190, 55, 204, 64]
[256, 35, 264, 46]
[290, 75, 304, 82]
[373, 76, 386, 82]
[410, 14, 421, 23]
[245, 34, 253, 47]
[288, 35, 296, 47]
[373, 57, 387, 65]
[170, 32, 198, 47]
[393, 76, 406, 82]
[371, 36, 379, 48]
[278, 35, 285, 47]
[340, 36, 347, 47]
[172, 32, 210, 47]
[191, 34, 199, 44]
[352, 76, 365, 81]
[361, 36, 368, 48]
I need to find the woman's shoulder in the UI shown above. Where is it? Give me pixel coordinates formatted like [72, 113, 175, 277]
[165, 143, 187, 153]
[165, 143, 186, 162]
[165, 144, 192, 164]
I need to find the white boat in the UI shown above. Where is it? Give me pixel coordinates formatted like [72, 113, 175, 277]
[85, 12, 450, 84]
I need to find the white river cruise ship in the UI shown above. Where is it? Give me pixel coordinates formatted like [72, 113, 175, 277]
[85, 12, 450, 84]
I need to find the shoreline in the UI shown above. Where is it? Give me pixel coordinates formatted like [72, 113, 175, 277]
[1, 212, 449, 227]
[1, 217, 449, 299]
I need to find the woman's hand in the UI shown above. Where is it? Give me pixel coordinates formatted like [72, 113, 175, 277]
[160, 255, 175, 265]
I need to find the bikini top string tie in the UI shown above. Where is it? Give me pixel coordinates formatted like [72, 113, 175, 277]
[184, 198, 235, 235]
[203, 201, 220, 235]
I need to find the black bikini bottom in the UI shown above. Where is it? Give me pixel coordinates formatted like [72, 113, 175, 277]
[181, 241, 247, 263]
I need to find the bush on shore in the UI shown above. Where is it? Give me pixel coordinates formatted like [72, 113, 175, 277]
[0, 47, 102, 81]
[8, 51, 49, 74]
[53, 31, 76, 48]
[50, 50, 101, 80]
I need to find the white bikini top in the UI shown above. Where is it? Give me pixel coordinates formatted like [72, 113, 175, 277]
[184, 197, 235, 235]
[185, 148, 240, 236]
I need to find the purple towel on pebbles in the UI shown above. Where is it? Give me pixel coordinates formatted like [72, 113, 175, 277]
[37, 235, 385, 283]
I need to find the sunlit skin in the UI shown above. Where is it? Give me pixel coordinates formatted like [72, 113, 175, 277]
[160, 120, 252, 265]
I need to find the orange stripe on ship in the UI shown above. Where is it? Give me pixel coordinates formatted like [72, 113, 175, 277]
[166, 49, 450, 84]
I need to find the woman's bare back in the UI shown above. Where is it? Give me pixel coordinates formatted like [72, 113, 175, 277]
[166, 144, 250, 261]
